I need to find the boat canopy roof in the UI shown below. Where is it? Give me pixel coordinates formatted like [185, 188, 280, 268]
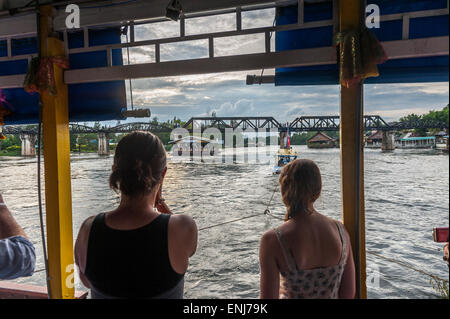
[277, 154, 298, 158]
[169, 136, 221, 145]
[401, 136, 436, 141]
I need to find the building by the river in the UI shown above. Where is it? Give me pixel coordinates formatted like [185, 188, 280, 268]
[307, 132, 336, 148]
[365, 130, 383, 148]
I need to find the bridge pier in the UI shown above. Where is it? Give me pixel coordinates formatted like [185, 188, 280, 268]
[98, 132, 110, 156]
[381, 131, 395, 151]
[279, 131, 288, 149]
[20, 133, 37, 156]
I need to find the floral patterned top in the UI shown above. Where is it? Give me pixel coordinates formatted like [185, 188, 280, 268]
[275, 221, 348, 299]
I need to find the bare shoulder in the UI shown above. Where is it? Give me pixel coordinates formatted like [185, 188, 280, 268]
[333, 219, 349, 234]
[323, 215, 345, 231]
[79, 215, 96, 237]
[329, 218, 352, 245]
[75, 215, 96, 248]
[168, 214, 198, 257]
[169, 214, 197, 232]
[260, 228, 279, 249]
[74, 215, 96, 271]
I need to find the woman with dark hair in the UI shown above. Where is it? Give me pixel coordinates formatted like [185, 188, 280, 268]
[259, 159, 355, 299]
[75, 131, 197, 299]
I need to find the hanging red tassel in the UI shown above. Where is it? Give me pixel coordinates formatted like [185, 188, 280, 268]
[24, 56, 70, 95]
[0, 89, 12, 140]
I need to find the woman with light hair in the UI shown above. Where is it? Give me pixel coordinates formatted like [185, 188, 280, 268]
[259, 159, 355, 299]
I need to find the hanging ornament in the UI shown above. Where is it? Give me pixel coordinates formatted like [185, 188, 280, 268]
[24, 56, 70, 95]
[334, 27, 388, 88]
[0, 89, 12, 140]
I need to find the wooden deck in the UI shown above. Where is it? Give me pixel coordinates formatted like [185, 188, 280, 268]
[0, 282, 88, 299]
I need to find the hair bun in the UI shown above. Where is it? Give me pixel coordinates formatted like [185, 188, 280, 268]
[109, 131, 166, 196]
[279, 159, 322, 219]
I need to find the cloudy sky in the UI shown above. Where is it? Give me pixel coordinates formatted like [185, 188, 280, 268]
[119, 8, 448, 124]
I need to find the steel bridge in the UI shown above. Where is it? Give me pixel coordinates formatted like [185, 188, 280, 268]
[183, 117, 282, 131]
[2, 122, 173, 135]
[182, 115, 448, 132]
[2, 115, 448, 135]
[287, 115, 449, 132]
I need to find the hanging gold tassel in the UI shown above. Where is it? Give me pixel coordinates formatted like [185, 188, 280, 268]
[334, 27, 388, 88]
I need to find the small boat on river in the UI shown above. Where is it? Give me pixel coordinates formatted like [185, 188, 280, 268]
[273, 130, 298, 174]
[273, 147, 299, 174]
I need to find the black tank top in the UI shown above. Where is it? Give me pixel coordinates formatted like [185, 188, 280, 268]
[85, 213, 184, 298]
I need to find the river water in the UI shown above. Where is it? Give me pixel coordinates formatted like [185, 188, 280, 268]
[0, 145, 448, 299]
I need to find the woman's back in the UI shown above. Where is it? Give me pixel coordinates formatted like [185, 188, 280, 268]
[259, 158, 355, 299]
[274, 214, 348, 299]
[74, 131, 197, 299]
[84, 213, 184, 299]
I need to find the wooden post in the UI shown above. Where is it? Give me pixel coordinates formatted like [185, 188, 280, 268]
[339, 0, 367, 299]
[39, 5, 75, 299]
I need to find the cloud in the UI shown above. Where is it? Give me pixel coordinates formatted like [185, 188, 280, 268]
[209, 99, 256, 117]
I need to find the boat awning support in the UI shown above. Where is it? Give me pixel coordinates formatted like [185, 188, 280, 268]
[39, 5, 75, 299]
[339, 0, 366, 299]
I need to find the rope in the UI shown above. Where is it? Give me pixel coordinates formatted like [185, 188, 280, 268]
[263, 182, 284, 220]
[258, 17, 277, 84]
[125, 33, 134, 110]
[367, 250, 449, 283]
[35, 4, 51, 300]
[198, 182, 281, 231]
[198, 213, 262, 231]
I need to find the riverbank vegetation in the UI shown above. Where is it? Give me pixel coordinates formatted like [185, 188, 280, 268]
[399, 104, 449, 135]
[0, 135, 21, 156]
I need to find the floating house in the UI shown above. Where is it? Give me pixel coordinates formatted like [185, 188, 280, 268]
[365, 130, 383, 148]
[307, 132, 336, 148]
[435, 131, 449, 152]
[399, 132, 436, 148]
[399, 135, 435, 148]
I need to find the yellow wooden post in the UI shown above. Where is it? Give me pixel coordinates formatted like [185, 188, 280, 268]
[339, 0, 367, 299]
[39, 5, 75, 299]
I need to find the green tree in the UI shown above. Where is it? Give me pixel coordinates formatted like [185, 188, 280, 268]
[422, 104, 449, 124]
[0, 134, 21, 155]
[400, 105, 449, 136]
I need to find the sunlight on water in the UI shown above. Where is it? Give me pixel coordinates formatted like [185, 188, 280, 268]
[0, 146, 448, 299]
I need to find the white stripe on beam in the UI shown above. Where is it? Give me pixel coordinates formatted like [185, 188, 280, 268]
[64, 47, 337, 84]
[6, 38, 11, 57]
[0, 74, 25, 89]
[402, 15, 410, 40]
[384, 36, 449, 59]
